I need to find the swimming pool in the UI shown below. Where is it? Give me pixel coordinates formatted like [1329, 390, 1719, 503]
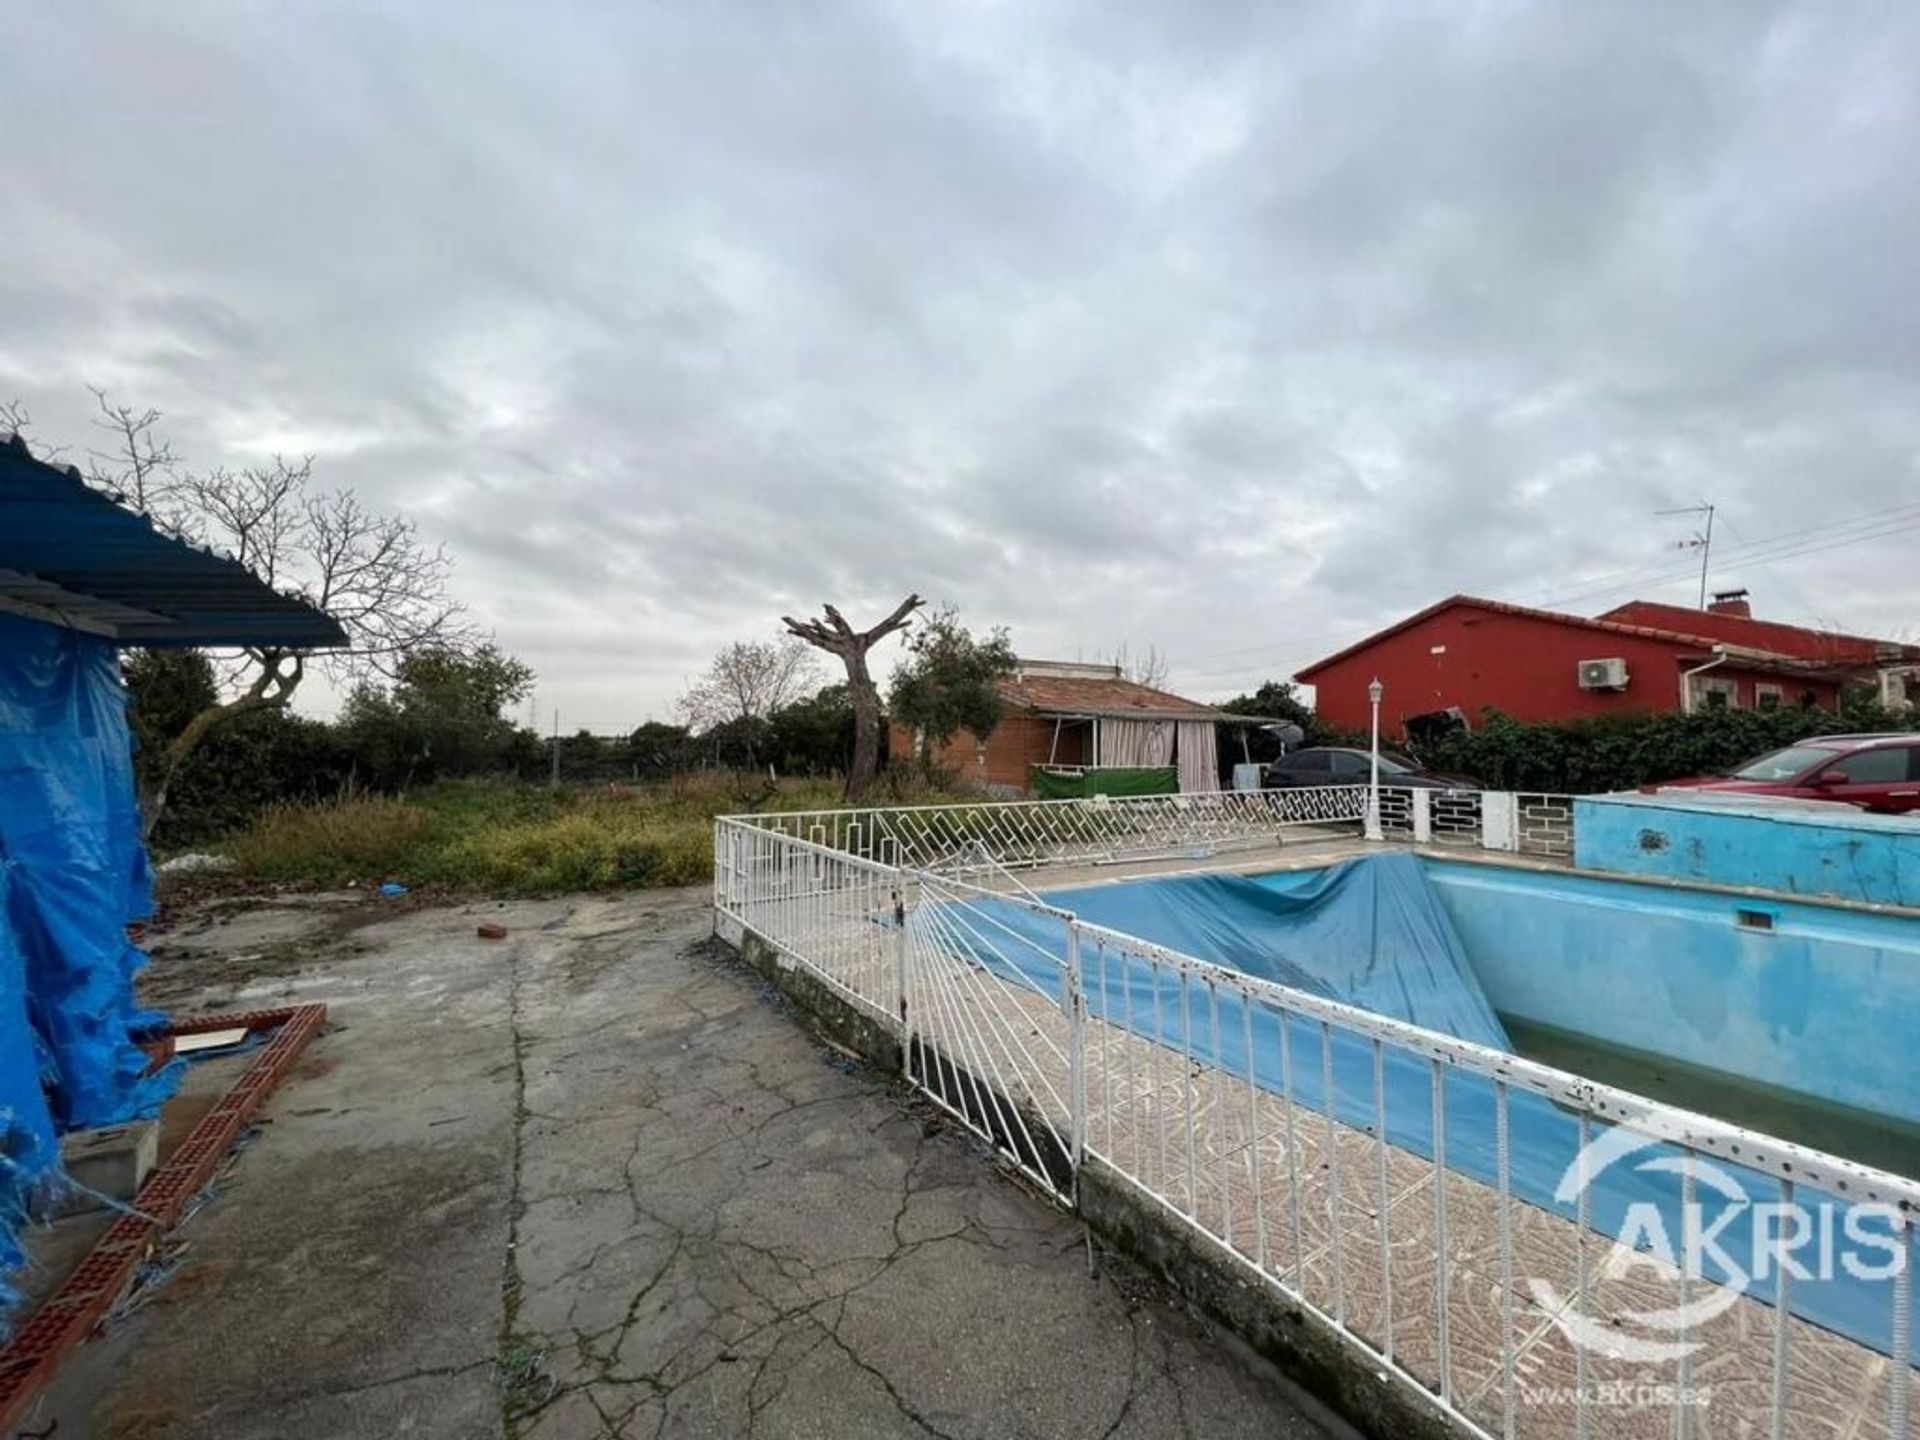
[1272, 857, 1920, 1161]
[944, 851, 1920, 1356]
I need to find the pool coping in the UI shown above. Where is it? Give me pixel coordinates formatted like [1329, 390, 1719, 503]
[1022, 837, 1920, 923]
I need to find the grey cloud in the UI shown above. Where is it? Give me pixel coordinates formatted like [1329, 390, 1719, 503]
[2, 1, 1916, 720]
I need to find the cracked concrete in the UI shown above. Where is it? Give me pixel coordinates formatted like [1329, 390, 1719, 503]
[29, 886, 1341, 1440]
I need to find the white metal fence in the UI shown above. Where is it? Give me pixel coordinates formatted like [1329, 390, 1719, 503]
[721, 784, 1575, 876]
[714, 803, 1920, 1440]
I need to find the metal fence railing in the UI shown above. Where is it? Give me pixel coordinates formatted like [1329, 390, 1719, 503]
[714, 806, 1920, 1440]
[722, 785, 1578, 877]
[721, 786, 1362, 873]
[714, 822, 904, 1027]
[1375, 789, 1577, 857]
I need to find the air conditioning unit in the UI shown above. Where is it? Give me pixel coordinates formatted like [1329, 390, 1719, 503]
[1577, 657, 1630, 691]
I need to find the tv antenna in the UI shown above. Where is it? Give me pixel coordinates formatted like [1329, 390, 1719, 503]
[1657, 501, 1716, 609]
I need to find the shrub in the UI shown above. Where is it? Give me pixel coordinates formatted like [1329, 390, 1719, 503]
[148, 707, 356, 849]
[210, 774, 914, 894]
[428, 810, 712, 892]
[1410, 699, 1917, 793]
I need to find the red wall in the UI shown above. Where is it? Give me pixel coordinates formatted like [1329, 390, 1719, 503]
[1302, 605, 1840, 735]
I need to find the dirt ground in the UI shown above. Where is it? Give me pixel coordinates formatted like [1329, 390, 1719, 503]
[23, 884, 1344, 1440]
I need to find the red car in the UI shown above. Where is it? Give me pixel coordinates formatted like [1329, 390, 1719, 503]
[1662, 733, 1920, 813]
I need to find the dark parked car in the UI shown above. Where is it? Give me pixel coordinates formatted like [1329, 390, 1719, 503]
[1659, 734, 1920, 813]
[1264, 746, 1473, 790]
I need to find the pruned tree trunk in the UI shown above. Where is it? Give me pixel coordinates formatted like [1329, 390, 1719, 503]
[782, 595, 922, 802]
[845, 650, 882, 797]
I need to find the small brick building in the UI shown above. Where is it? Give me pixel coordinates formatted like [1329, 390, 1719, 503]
[888, 659, 1243, 795]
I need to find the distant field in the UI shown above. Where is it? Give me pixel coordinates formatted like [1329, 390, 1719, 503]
[209, 774, 951, 894]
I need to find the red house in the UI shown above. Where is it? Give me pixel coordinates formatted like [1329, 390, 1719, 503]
[1295, 592, 1920, 737]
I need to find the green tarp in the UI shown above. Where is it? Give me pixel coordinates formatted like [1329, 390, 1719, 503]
[1030, 765, 1179, 799]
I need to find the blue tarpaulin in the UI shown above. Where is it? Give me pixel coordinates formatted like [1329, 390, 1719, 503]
[937, 856, 1912, 1357]
[0, 867, 56, 1305]
[1021, 854, 1511, 1048]
[0, 613, 183, 1315]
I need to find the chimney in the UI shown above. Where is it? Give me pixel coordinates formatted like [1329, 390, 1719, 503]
[1708, 588, 1751, 619]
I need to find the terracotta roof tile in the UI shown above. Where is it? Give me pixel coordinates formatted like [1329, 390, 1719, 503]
[1599, 601, 1920, 666]
[996, 672, 1228, 719]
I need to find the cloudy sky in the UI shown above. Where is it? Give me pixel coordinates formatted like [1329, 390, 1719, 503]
[4, 3, 1917, 727]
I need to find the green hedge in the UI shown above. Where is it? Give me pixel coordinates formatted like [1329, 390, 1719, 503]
[1409, 699, 1917, 794]
[150, 708, 357, 848]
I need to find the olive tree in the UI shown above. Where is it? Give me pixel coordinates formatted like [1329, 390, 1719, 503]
[782, 595, 923, 801]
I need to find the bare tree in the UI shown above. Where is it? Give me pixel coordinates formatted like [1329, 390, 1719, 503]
[1111, 641, 1169, 691]
[87, 388, 179, 517]
[677, 638, 819, 769]
[2, 398, 65, 461]
[782, 596, 923, 801]
[80, 394, 473, 833]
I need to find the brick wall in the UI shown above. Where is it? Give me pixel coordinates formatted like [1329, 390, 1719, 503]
[886, 714, 1089, 792]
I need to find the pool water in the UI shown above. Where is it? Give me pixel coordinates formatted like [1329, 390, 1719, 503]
[1396, 858, 1920, 1154]
[1235, 856, 1920, 1168]
[1501, 1014, 1920, 1177]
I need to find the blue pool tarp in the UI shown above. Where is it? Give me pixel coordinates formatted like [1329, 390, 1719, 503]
[1028, 854, 1510, 1049]
[936, 856, 1912, 1357]
[0, 614, 183, 1316]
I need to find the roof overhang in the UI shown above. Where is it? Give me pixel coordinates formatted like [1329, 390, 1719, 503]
[1016, 705, 1248, 723]
[1, 435, 347, 649]
[1676, 645, 1853, 681]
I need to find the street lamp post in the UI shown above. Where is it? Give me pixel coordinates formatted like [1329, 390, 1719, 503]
[1365, 677, 1384, 842]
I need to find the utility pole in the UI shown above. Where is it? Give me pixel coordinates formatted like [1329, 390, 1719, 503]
[549, 707, 561, 788]
[1657, 501, 1716, 608]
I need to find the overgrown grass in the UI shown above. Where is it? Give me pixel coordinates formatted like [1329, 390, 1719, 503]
[222, 793, 437, 881]
[214, 772, 962, 893]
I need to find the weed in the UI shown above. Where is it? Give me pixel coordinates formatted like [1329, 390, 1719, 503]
[222, 793, 433, 883]
[495, 1333, 557, 1421]
[212, 775, 969, 894]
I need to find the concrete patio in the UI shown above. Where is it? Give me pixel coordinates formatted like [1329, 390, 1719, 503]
[23, 886, 1341, 1440]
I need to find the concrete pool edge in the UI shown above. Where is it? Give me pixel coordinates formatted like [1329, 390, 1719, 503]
[1077, 1156, 1466, 1440]
[717, 912, 1476, 1440]
[1029, 840, 1920, 924]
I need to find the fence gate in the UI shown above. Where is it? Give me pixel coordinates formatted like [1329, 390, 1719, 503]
[897, 873, 1079, 1201]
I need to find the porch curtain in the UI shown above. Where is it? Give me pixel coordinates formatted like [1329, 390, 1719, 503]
[1175, 720, 1219, 794]
[1100, 718, 1174, 767]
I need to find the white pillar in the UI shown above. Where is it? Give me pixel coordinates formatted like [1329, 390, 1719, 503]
[1481, 792, 1521, 852]
[1364, 677, 1384, 842]
[1411, 788, 1433, 844]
